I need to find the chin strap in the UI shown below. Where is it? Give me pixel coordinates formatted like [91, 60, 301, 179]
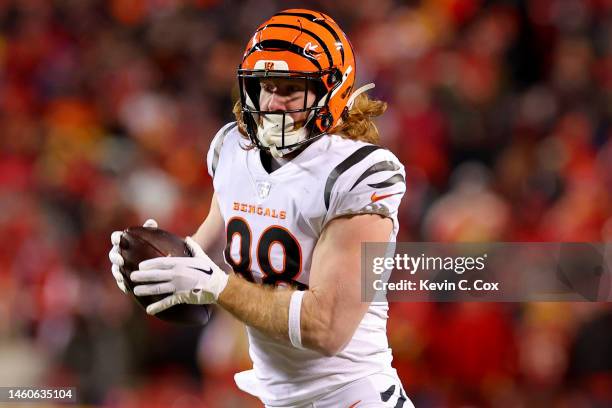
[346, 83, 375, 110]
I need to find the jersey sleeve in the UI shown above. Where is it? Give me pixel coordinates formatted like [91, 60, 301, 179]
[206, 122, 238, 178]
[323, 147, 406, 231]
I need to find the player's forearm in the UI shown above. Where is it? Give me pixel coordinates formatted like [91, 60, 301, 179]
[217, 274, 344, 355]
[300, 287, 348, 356]
[217, 274, 292, 342]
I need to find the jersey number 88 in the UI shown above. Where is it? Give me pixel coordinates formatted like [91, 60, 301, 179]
[224, 217, 306, 289]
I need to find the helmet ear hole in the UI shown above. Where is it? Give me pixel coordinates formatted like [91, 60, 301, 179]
[341, 107, 349, 121]
[326, 68, 341, 87]
[320, 112, 333, 130]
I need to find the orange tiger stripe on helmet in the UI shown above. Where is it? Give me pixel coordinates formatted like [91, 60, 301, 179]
[242, 25, 327, 72]
[264, 15, 342, 67]
[243, 9, 352, 70]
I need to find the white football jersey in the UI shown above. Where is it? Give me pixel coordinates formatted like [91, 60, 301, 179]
[206, 122, 406, 406]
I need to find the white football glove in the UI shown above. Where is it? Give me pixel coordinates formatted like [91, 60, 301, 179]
[131, 237, 229, 315]
[108, 219, 158, 294]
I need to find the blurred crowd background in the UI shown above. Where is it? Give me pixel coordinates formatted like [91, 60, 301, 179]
[1, 0, 611, 407]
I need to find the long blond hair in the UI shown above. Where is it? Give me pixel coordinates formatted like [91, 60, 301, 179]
[232, 92, 387, 144]
[330, 93, 386, 144]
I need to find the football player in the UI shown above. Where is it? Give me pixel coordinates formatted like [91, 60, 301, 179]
[109, 9, 412, 407]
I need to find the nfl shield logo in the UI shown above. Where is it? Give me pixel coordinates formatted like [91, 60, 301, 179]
[256, 181, 272, 199]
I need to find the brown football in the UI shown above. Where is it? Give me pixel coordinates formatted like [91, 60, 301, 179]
[119, 226, 212, 325]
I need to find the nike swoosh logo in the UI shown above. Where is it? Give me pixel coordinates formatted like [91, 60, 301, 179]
[370, 191, 400, 203]
[348, 401, 361, 408]
[190, 266, 213, 275]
